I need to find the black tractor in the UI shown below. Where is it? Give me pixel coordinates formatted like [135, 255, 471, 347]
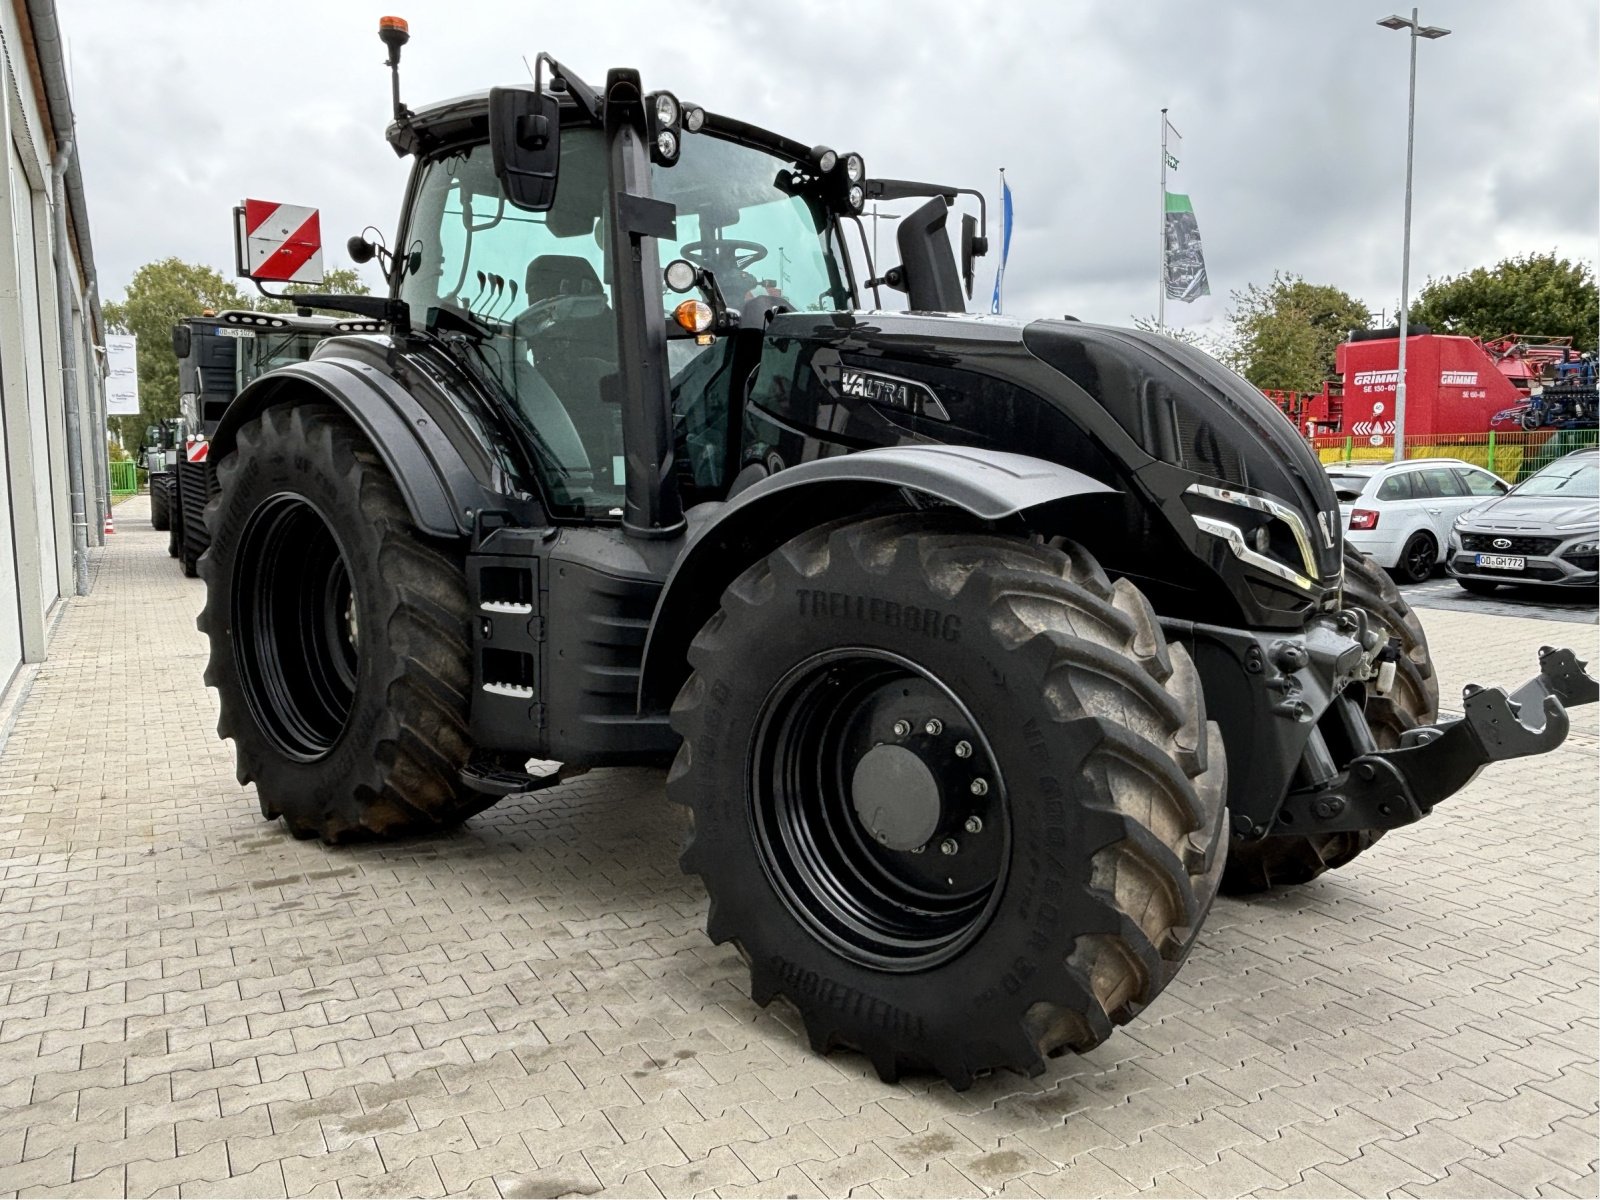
[197, 20, 1595, 1089]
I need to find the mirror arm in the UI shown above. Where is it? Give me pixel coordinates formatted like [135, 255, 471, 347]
[534, 52, 602, 122]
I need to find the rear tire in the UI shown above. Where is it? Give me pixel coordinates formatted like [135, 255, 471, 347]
[198, 402, 486, 842]
[669, 514, 1227, 1088]
[1457, 578, 1499, 595]
[1221, 543, 1439, 894]
[1393, 530, 1437, 584]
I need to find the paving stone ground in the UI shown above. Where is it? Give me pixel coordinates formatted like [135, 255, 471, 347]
[0, 494, 1595, 1200]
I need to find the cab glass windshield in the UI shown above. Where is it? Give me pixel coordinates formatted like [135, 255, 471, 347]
[397, 122, 849, 518]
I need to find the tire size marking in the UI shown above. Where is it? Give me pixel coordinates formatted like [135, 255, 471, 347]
[772, 955, 925, 1039]
[794, 589, 961, 643]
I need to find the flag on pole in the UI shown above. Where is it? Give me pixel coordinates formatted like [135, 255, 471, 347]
[990, 173, 1014, 315]
[1163, 192, 1210, 302]
[1164, 116, 1182, 171]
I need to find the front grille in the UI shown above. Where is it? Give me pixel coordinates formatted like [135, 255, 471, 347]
[1461, 533, 1561, 555]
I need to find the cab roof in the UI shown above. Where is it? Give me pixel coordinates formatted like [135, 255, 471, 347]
[386, 84, 813, 167]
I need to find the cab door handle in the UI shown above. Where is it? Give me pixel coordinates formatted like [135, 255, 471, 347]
[1426, 507, 1442, 514]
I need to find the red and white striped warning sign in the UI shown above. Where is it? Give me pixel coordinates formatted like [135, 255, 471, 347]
[236, 199, 324, 284]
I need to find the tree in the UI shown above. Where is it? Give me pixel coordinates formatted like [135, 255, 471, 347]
[1408, 253, 1597, 353]
[1223, 272, 1372, 392]
[1131, 314, 1222, 357]
[101, 260, 371, 448]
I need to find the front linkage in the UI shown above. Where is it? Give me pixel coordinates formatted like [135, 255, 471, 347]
[1275, 646, 1597, 837]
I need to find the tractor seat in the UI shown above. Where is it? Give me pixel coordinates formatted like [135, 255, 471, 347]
[525, 254, 605, 303]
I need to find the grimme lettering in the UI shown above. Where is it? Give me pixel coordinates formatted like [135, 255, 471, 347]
[796, 589, 961, 642]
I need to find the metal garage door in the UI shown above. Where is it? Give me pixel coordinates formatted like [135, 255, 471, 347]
[8, 138, 58, 617]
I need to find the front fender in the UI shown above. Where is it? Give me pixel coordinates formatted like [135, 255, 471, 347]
[212, 355, 491, 539]
[636, 446, 1116, 713]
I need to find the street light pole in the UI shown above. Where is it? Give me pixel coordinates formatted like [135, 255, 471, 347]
[1379, 10, 1451, 462]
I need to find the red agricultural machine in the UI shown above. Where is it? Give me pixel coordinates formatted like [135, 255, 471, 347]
[1267, 328, 1596, 443]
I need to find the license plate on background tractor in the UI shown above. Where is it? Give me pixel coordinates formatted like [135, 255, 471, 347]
[1475, 553, 1525, 571]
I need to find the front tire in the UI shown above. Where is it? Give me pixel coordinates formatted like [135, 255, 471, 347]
[669, 515, 1227, 1088]
[198, 403, 484, 842]
[1221, 544, 1439, 894]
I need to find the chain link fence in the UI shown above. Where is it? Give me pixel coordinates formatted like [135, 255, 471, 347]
[1312, 429, 1599, 483]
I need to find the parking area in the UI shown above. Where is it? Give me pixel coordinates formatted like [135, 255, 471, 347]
[0, 497, 1595, 1200]
[1404, 574, 1598, 626]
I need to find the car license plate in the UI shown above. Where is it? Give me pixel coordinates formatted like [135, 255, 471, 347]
[1474, 553, 1525, 571]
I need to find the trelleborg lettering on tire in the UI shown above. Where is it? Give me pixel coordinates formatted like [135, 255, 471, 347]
[796, 589, 962, 641]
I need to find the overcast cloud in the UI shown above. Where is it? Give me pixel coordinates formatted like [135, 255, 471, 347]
[60, 0, 1598, 337]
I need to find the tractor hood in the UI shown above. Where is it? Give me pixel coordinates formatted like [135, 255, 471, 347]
[741, 311, 1343, 627]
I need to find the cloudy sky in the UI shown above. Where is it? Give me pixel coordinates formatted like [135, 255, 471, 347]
[60, 0, 1598, 337]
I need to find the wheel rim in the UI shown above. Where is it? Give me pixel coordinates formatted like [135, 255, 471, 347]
[232, 493, 361, 762]
[1407, 537, 1433, 580]
[749, 648, 1010, 971]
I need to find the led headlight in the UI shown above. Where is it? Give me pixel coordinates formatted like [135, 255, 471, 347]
[847, 184, 865, 210]
[813, 146, 838, 173]
[654, 92, 679, 128]
[1569, 540, 1598, 555]
[683, 105, 705, 132]
[656, 130, 678, 159]
[844, 153, 865, 183]
[1182, 483, 1322, 591]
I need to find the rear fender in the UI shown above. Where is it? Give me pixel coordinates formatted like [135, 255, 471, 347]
[636, 445, 1117, 712]
[211, 356, 492, 539]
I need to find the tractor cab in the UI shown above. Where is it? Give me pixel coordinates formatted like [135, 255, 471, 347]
[369, 45, 985, 532]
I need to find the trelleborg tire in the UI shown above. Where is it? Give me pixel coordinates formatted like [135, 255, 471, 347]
[667, 513, 1227, 1089]
[198, 402, 486, 842]
[1221, 543, 1439, 894]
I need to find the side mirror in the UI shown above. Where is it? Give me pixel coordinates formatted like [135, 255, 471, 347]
[171, 325, 191, 359]
[489, 87, 561, 212]
[960, 213, 979, 300]
[896, 196, 965, 313]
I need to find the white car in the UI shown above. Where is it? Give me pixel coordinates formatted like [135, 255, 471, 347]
[1327, 458, 1509, 583]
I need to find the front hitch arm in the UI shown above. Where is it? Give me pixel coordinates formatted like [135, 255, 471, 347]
[1272, 647, 1595, 837]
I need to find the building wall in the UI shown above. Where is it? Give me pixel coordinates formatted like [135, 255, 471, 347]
[0, 0, 105, 698]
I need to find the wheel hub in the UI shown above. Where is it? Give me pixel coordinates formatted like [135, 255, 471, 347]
[750, 648, 1010, 970]
[851, 745, 942, 851]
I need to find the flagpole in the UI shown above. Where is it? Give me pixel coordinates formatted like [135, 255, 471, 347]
[1158, 108, 1168, 334]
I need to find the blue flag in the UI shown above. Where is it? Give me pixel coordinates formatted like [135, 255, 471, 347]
[990, 175, 1013, 315]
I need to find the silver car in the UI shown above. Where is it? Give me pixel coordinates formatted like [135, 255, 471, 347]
[1447, 448, 1600, 594]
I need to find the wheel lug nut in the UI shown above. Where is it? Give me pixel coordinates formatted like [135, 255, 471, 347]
[909, 845, 924, 854]
[940, 838, 959, 856]
[954, 740, 972, 758]
[970, 778, 989, 796]
[892, 719, 911, 738]
[965, 816, 983, 834]
[924, 718, 943, 736]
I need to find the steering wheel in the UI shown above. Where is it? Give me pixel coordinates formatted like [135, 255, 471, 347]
[513, 292, 609, 340]
[681, 239, 768, 273]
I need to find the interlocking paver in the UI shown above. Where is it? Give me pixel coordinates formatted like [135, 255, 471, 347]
[0, 495, 1595, 1200]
